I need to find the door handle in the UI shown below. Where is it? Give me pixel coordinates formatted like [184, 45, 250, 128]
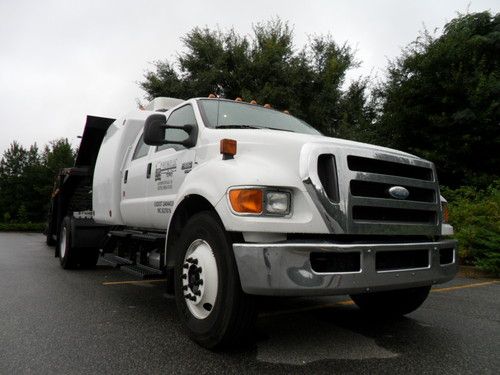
[146, 163, 152, 179]
[124, 170, 128, 184]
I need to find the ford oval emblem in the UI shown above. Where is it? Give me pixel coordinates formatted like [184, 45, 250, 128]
[388, 186, 410, 200]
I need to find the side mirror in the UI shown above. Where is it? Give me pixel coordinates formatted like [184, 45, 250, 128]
[143, 114, 167, 146]
[143, 114, 197, 148]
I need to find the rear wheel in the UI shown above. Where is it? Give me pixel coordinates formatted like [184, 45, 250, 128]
[58, 216, 78, 269]
[350, 285, 431, 316]
[58, 216, 99, 269]
[46, 230, 56, 246]
[174, 211, 256, 349]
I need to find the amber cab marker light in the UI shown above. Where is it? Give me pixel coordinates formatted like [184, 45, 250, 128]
[229, 189, 263, 214]
[220, 139, 237, 160]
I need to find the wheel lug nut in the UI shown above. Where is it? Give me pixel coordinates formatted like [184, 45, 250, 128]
[194, 290, 201, 296]
[181, 274, 187, 280]
[182, 285, 188, 291]
[183, 263, 189, 269]
[184, 293, 192, 300]
[195, 279, 203, 286]
[197, 267, 202, 273]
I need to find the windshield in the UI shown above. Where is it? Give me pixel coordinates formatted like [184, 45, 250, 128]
[197, 99, 321, 135]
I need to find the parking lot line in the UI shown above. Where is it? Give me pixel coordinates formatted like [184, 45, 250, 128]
[259, 280, 499, 318]
[100, 278, 498, 317]
[432, 280, 498, 293]
[102, 279, 166, 286]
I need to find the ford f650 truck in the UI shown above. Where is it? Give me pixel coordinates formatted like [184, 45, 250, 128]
[46, 97, 458, 348]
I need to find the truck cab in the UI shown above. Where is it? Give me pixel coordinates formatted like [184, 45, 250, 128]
[47, 97, 458, 349]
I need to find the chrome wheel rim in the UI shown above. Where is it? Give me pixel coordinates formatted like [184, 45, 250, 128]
[182, 239, 218, 320]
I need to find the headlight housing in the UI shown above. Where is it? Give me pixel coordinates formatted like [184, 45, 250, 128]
[229, 188, 291, 216]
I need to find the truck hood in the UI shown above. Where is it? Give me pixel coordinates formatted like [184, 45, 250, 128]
[205, 128, 420, 160]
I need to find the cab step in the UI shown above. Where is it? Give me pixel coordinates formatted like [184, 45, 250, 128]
[108, 229, 165, 242]
[121, 264, 165, 280]
[101, 253, 133, 268]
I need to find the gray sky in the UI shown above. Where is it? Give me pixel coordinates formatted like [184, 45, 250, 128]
[0, 0, 498, 155]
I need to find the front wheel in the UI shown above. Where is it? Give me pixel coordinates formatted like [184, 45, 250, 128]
[350, 285, 431, 316]
[174, 211, 256, 349]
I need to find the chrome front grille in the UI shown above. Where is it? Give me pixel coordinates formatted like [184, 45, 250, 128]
[346, 152, 440, 235]
[347, 155, 434, 181]
[301, 144, 442, 236]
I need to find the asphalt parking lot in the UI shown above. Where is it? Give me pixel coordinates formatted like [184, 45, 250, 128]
[1, 233, 499, 374]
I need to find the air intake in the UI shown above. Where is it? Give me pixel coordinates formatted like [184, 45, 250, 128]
[317, 154, 340, 202]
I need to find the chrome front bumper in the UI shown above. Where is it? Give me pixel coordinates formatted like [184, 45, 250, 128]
[233, 239, 458, 296]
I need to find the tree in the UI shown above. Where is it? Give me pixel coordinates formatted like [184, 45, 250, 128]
[42, 138, 76, 177]
[0, 142, 29, 221]
[140, 19, 374, 137]
[376, 11, 500, 188]
[0, 139, 75, 223]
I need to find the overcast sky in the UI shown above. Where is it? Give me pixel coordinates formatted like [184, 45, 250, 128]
[0, 0, 498, 155]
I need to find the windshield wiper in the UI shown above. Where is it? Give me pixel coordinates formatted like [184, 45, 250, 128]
[215, 125, 262, 129]
[215, 125, 295, 133]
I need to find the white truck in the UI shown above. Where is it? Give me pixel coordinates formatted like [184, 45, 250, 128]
[46, 97, 458, 348]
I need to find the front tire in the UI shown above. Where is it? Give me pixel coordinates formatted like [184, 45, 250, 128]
[350, 285, 431, 316]
[173, 211, 256, 349]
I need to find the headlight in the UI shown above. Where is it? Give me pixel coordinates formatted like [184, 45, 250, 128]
[229, 188, 291, 216]
[264, 191, 291, 215]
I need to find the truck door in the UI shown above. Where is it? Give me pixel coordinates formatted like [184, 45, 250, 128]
[120, 132, 153, 227]
[146, 104, 197, 230]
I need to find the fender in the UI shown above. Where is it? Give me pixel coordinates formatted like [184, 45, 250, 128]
[164, 152, 328, 263]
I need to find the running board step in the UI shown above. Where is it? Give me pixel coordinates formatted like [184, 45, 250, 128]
[121, 264, 165, 280]
[101, 253, 133, 268]
[108, 230, 165, 242]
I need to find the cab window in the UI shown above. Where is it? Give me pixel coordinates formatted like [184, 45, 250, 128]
[132, 133, 150, 160]
[157, 105, 197, 152]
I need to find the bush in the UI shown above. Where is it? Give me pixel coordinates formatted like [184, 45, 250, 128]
[442, 180, 500, 275]
[0, 222, 45, 232]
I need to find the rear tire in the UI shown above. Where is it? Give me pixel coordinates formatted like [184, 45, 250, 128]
[58, 216, 78, 269]
[173, 211, 256, 349]
[58, 216, 99, 269]
[46, 230, 56, 246]
[350, 285, 431, 316]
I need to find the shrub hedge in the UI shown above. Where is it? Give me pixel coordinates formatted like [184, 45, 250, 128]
[442, 180, 500, 275]
[0, 222, 45, 232]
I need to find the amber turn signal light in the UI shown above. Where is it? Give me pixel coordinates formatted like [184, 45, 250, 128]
[442, 202, 449, 223]
[220, 139, 237, 159]
[229, 189, 263, 214]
